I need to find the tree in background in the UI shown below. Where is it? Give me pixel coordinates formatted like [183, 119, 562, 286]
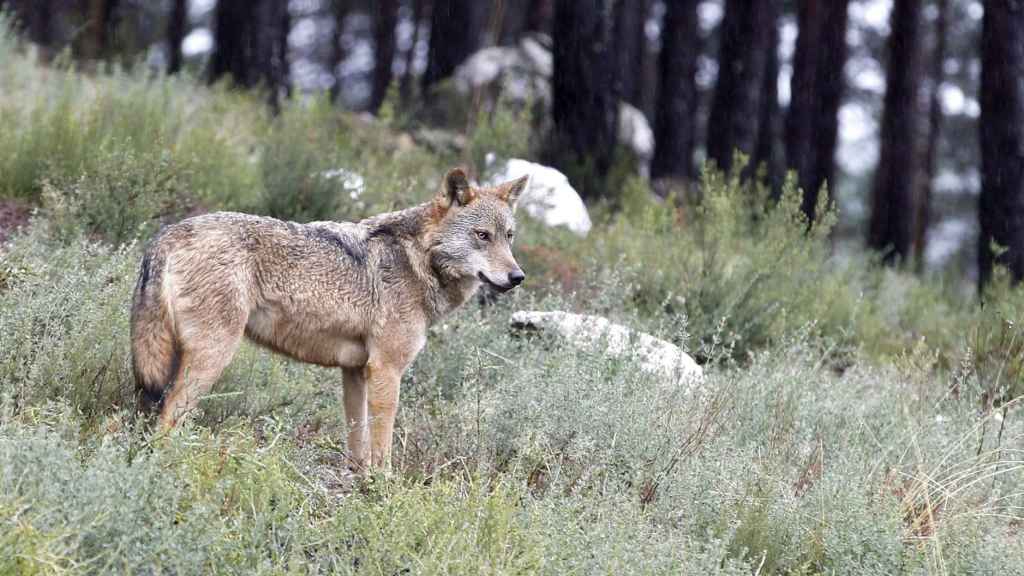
[422, 0, 485, 91]
[399, 0, 427, 103]
[78, 0, 120, 60]
[868, 0, 924, 265]
[786, 0, 850, 223]
[5, 0, 54, 51]
[498, 0, 552, 43]
[753, 4, 782, 195]
[651, 0, 698, 184]
[328, 0, 349, 104]
[550, 0, 618, 200]
[613, 0, 648, 112]
[705, 0, 777, 175]
[209, 0, 291, 110]
[914, 0, 949, 271]
[166, 0, 187, 74]
[369, 0, 398, 113]
[979, 0, 1024, 286]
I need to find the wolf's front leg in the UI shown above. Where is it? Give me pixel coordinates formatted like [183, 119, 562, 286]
[342, 367, 369, 470]
[366, 362, 402, 470]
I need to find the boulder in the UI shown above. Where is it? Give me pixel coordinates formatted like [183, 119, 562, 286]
[319, 168, 365, 200]
[510, 311, 704, 386]
[487, 157, 592, 237]
[453, 35, 552, 104]
[454, 34, 654, 172]
[618, 102, 655, 176]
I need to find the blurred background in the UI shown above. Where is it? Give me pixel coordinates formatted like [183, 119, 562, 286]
[0, 0, 1018, 290]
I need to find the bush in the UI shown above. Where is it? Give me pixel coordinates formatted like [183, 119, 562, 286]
[41, 143, 188, 245]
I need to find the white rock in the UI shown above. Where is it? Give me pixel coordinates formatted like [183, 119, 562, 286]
[320, 168, 365, 200]
[487, 158, 592, 237]
[453, 37, 653, 170]
[510, 311, 704, 387]
[453, 46, 518, 92]
[619, 102, 655, 170]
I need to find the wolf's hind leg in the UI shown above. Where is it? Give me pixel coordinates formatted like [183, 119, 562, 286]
[342, 367, 369, 470]
[159, 332, 243, 429]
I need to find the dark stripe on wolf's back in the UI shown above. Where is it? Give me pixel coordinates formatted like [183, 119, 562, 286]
[138, 252, 153, 290]
[309, 227, 367, 265]
[368, 219, 421, 241]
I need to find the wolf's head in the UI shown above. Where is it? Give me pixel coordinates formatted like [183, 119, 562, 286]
[428, 167, 528, 292]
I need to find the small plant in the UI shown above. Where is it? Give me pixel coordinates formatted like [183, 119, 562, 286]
[41, 143, 187, 245]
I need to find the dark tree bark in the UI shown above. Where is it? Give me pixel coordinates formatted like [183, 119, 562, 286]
[79, 0, 120, 59]
[276, 0, 291, 100]
[422, 0, 485, 91]
[9, 0, 54, 49]
[550, 0, 618, 200]
[525, 0, 552, 36]
[400, 0, 426, 103]
[914, 0, 949, 272]
[329, 0, 348, 104]
[753, 9, 782, 196]
[705, 0, 776, 175]
[209, 0, 290, 109]
[651, 0, 699, 183]
[613, 0, 648, 110]
[786, 0, 850, 222]
[868, 0, 924, 265]
[979, 0, 1024, 286]
[369, 0, 398, 113]
[499, 0, 551, 42]
[167, 0, 188, 74]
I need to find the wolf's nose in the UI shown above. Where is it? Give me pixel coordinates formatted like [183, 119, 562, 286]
[508, 270, 525, 287]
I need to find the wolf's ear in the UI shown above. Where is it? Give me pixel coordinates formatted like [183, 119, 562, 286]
[441, 167, 476, 207]
[498, 174, 529, 210]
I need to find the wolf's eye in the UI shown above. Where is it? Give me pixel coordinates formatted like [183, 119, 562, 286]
[506, 231, 515, 241]
[475, 230, 491, 242]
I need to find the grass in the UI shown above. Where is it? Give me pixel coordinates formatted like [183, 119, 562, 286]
[2, 14, 1024, 575]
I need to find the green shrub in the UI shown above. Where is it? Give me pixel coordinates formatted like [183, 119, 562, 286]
[41, 143, 188, 245]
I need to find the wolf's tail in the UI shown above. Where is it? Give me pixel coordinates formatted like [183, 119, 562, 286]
[130, 248, 179, 411]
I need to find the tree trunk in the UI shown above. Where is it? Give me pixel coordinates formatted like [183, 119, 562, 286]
[80, 0, 118, 60]
[209, 0, 290, 110]
[651, 0, 699, 183]
[276, 0, 291, 102]
[613, 0, 648, 110]
[705, 0, 775, 175]
[914, 0, 949, 272]
[167, 0, 187, 74]
[369, 0, 398, 113]
[868, 0, 924, 265]
[11, 0, 55, 50]
[786, 0, 850, 222]
[525, 0, 552, 36]
[400, 0, 426, 104]
[753, 8, 782, 196]
[422, 0, 484, 91]
[979, 0, 1024, 286]
[329, 0, 348, 104]
[550, 0, 618, 200]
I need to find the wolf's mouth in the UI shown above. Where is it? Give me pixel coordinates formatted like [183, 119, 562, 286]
[478, 272, 515, 293]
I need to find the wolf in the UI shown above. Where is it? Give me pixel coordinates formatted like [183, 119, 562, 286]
[130, 168, 527, 470]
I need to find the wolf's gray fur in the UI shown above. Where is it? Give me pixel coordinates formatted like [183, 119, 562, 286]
[131, 168, 527, 469]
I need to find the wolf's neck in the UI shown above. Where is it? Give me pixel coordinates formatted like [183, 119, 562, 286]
[360, 202, 433, 239]
[362, 202, 478, 321]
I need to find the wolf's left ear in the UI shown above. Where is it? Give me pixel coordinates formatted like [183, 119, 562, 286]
[498, 175, 530, 210]
[441, 167, 476, 207]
